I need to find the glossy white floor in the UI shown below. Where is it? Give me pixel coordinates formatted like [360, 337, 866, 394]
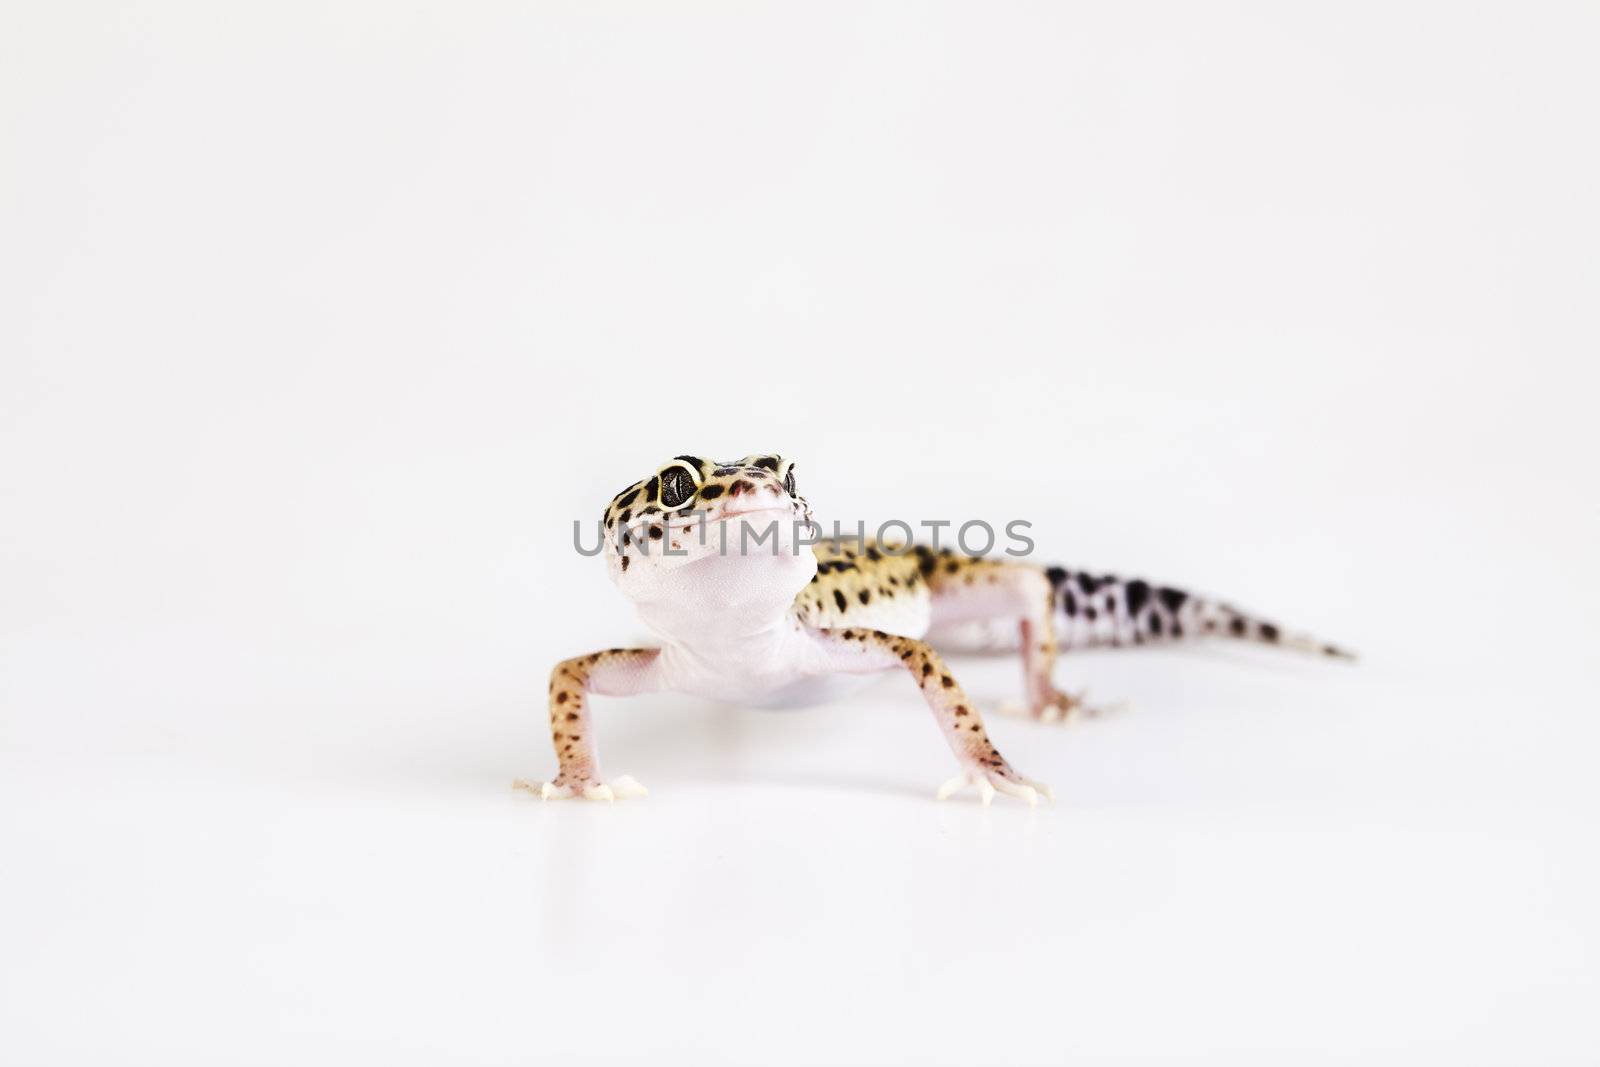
[4, 3, 1597, 1063]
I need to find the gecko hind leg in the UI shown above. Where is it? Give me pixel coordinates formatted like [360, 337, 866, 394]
[923, 552, 1128, 725]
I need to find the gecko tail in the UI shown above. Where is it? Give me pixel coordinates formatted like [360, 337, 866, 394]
[1045, 567, 1357, 660]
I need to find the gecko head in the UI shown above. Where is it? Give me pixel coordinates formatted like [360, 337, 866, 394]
[599, 453, 817, 608]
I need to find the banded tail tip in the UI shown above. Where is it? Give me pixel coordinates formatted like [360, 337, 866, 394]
[1277, 630, 1358, 662]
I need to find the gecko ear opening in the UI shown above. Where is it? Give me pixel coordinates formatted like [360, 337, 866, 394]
[658, 463, 700, 509]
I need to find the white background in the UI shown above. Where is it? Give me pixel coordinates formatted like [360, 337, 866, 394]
[3, 2, 1597, 1064]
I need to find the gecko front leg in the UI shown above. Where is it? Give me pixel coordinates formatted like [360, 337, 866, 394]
[810, 627, 1051, 805]
[513, 647, 662, 801]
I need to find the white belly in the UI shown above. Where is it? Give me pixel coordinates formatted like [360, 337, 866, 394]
[739, 672, 877, 709]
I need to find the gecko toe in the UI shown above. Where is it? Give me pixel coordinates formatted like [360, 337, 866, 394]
[936, 769, 1052, 806]
[611, 774, 648, 798]
[515, 775, 646, 802]
[993, 778, 1039, 806]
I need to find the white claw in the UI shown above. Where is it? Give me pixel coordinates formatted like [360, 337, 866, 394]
[583, 782, 616, 802]
[936, 774, 967, 801]
[978, 779, 996, 807]
[1040, 704, 1063, 723]
[611, 774, 648, 798]
[540, 781, 557, 800]
[998, 776, 1052, 806]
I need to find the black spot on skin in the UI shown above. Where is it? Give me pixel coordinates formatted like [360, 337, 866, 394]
[1125, 579, 1150, 617]
[941, 675, 954, 688]
[866, 547, 881, 561]
[714, 466, 740, 476]
[1229, 617, 1247, 636]
[673, 455, 705, 470]
[1259, 623, 1280, 642]
[921, 662, 933, 677]
[954, 706, 968, 716]
[753, 456, 779, 471]
[1063, 590, 1078, 616]
[1323, 644, 1343, 656]
[620, 556, 629, 572]
[945, 561, 960, 574]
[1149, 614, 1164, 636]
[858, 590, 871, 605]
[556, 692, 567, 704]
[730, 480, 753, 496]
[834, 590, 847, 611]
[644, 476, 659, 502]
[1077, 574, 1103, 595]
[1172, 622, 1183, 638]
[1045, 566, 1067, 586]
[698, 484, 724, 500]
[648, 525, 663, 540]
[1085, 607, 1097, 622]
[1157, 587, 1187, 613]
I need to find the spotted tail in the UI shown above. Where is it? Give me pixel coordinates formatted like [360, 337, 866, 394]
[1045, 567, 1355, 659]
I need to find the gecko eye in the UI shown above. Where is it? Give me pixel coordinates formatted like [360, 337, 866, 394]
[783, 464, 797, 496]
[658, 463, 699, 509]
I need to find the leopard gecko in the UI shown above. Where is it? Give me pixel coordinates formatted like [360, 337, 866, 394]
[515, 453, 1351, 806]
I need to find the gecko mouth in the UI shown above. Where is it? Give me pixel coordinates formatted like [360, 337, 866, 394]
[663, 505, 805, 533]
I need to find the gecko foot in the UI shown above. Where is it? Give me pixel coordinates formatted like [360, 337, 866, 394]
[935, 768, 1053, 807]
[1001, 689, 1130, 724]
[512, 774, 648, 802]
